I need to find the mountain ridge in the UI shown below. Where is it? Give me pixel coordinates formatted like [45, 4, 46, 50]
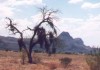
[0, 32, 91, 54]
[56, 32, 91, 53]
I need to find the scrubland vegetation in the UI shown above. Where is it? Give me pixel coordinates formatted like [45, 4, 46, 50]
[0, 50, 90, 70]
[86, 48, 100, 70]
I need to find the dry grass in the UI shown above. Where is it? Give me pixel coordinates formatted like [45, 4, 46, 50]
[0, 51, 89, 70]
[86, 55, 100, 70]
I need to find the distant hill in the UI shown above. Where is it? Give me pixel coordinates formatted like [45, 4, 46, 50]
[56, 32, 91, 54]
[0, 32, 91, 54]
[0, 36, 18, 51]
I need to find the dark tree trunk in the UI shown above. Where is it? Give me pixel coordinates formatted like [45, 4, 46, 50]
[28, 41, 38, 63]
[28, 53, 33, 63]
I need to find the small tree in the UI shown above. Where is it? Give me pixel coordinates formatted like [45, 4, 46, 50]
[5, 7, 58, 63]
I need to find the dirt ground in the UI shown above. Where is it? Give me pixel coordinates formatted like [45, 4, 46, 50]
[0, 51, 90, 70]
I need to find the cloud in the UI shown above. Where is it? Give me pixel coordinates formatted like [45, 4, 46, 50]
[0, 11, 56, 37]
[0, 0, 43, 6]
[82, 2, 100, 9]
[1, 10, 100, 46]
[31, 13, 43, 23]
[55, 14, 100, 46]
[74, 15, 100, 46]
[0, 17, 35, 37]
[14, 18, 34, 37]
[0, 4, 14, 17]
[0, 0, 43, 18]
[10, 0, 43, 6]
[0, 18, 10, 36]
[15, 19, 33, 31]
[54, 17, 83, 32]
[68, 0, 83, 4]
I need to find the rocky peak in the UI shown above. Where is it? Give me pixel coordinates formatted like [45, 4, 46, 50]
[58, 32, 73, 40]
[57, 32, 91, 54]
[74, 38, 84, 45]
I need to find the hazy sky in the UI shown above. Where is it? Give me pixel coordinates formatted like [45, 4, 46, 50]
[0, 0, 100, 47]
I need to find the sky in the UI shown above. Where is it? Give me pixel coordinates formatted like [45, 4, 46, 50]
[0, 0, 100, 47]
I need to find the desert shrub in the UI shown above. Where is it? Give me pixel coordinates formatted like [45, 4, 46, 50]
[60, 57, 72, 68]
[32, 55, 41, 64]
[86, 48, 100, 70]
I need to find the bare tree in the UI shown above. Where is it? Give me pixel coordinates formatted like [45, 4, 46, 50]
[5, 17, 29, 59]
[5, 7, 58, 63]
